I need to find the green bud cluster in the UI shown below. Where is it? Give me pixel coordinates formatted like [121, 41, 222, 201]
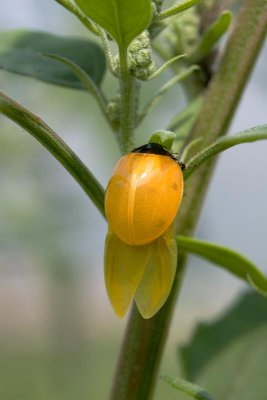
[113, 32, 156, 80]
[163, 8, 200, 55]
[128, 32, 156, 80]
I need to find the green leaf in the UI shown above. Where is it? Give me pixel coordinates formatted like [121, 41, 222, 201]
[189, 11, 232, 63]
[180, 292, 267, 399]
[0, 30, 106, 90]
[184, 125, 267, 179]
[74, 0, 152, 49]
[0, 90, 105, 217]
[177, 236, 267, 294]
[161, 375, 214, 400]
[157, 0, 201, 21]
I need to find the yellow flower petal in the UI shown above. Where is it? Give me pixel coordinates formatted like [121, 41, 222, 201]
[134, 224, 177, 319]
[104, 229, 151, 318]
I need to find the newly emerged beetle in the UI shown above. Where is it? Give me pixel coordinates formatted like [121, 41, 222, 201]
[105, 142, 184, 246]
[104, 141, 184, 319]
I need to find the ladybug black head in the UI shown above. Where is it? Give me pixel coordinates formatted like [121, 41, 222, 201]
[131, 142, 177, 161]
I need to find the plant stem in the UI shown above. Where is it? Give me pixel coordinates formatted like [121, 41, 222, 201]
[108, 254, 188, 400]
[157, 0, 201, 21]
[0, 90, 105, 217]
[119, 49, 135, 153]
[184, 125, 267, 179]
[109, 1, 267, 399]
[97, 27, 115, 74]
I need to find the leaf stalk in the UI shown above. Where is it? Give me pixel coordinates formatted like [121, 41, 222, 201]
[119, 49, 135, 153]
[0, 90, 105, 216]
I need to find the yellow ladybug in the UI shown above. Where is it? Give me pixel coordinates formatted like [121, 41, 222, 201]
[104, 142, 184, 319]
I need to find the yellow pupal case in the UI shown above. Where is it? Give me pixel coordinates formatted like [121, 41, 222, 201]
[104, 141, 183, 319]
[104, 224, 177, 319]
[134, 223, 177, 319]
[105, 152, 183, 246]
[104, 230, 151, 318]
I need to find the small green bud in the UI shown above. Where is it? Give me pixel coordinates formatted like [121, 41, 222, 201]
[106, 96, 120, 125]
[138, 32, 150, 48]
[149, 130, 176, 151]
[113, 31, 156, 80]
[135, 49, 151, 67]
[128, 31, 156, 80]
[130, 41, 143, 53]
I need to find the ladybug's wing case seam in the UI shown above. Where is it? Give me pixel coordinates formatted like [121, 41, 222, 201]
[126, 154, 146, 245]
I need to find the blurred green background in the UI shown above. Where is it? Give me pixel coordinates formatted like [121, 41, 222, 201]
[0, 1, 267, 399]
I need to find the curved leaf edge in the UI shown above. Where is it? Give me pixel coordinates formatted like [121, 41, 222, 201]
[177, 235, 267, 295]
[160, 375, 214, 400]
[184, 125, 267, 179]
[0, 29, 106, 90]
[0, 89, 105, 216]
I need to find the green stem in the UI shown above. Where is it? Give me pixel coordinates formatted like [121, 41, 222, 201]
[184, 125, 267, 179]
[157, 0, 201, 21]
[97, 27, 115, 74]
[109, 254, 188, 400]
[119, 49, 135, 153]
[180, 136, 203, 163]
[147, 54, 186, 80]
[109, 1, 267, 399]
[161, 375, 213, 400]
[0, 90, 105, 217]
